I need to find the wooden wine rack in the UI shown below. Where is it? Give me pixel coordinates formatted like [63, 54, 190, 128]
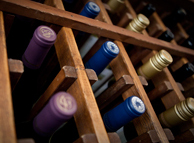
[1, 0, 194, 142]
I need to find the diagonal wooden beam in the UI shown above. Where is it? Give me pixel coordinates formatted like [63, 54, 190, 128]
[0, 11, 17, 143]
[0, 0, 194, 57]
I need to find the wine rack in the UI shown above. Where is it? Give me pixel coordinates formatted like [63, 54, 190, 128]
[1, 0, 194, 142]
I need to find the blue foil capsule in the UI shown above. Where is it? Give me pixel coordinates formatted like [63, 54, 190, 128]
[103, 96, 146, 132]
[80, 2, 100, 18]
[85, 41, 119, 76]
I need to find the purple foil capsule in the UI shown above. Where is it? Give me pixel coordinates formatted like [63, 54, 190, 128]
[33, 92, 77, 137]
[22, 25, 57, 69]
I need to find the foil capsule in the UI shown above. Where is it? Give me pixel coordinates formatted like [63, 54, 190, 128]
[159, 97, 194, 128]
[137, 49, 173, 80]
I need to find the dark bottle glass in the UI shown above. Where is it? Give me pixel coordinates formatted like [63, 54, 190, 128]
[85, 41, 119, 76]
[172, 62, 194, 82]
[181, 36, 194, 49]
[12, 25, 57, 123]
[163, 7, 187, 28]
[103, 96, 145, 132]
[158, 30, 174, 42]
[16, 92, 77, 143]
[139, 3, 156, 18]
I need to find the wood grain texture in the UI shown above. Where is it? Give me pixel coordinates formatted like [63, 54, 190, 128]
[0, 0, 194, 57]
[0, 11, 17, 143]
[96, 75, 134, 110]
[8, 59, 24, 91]
[48, 1, 110, 142]
[94, 0, 169, 142]
[29, 66, 77, 120]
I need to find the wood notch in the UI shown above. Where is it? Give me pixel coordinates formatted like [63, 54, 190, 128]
[8, 59, 24, 91]
[138, 76, 148, 86]
[17, 139, 35, 143]
[148, 81, 173, 101]
[73, 133, 121, 143]
[96, 75, 134, 110]
[176, 82, 184, 92]
[29, 66, 77, 119]
[172, 128, 194, 143]
[85, 69, 98, 86]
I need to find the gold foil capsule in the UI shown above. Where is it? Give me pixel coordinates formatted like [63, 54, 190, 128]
[159, 98, 194, 128]
[137, 50, 173, 80]
[107, 0, 125, 14]
[126, 14, 150, 33]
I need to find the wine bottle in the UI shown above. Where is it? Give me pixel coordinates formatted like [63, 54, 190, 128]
[181, 36, 194, 49]
[85, 41, 119, 76]
[103, 96, 145, 132]
[162, 7, 187, 28]
[22, 25, 57, 70]
[75, 1, 100, 46]
[137, 49, 173, 80]
[16, 92, 77, 143]
[172, 62, 194, 82]
[158, 30, 174, 42]
[139, 3, 156, 18]
[126, 14, 150, 33]
[107, 0, 125, 14]
[159, 97, 194, 128]
[13, 25, 57, 122]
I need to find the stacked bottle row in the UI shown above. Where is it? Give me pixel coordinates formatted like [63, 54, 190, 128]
[2, 0, 194, 143]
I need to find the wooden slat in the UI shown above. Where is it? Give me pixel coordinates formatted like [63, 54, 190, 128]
[148, 81, 173, 101]
[96, 75, 134, 110]
[29, 66, 77, 120]
[8, 59, 24, 91]
[94, 0, 169, 142]
[0, 0, 194, 57]
[0, 11, 17, 143]
[48, 0, 110, 142]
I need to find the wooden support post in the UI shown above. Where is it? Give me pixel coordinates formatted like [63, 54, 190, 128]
[47, 0, 110, 142]
[0, 11, 17, 143]
[29, 66, 77, 120]
[96, 75, 134, 110]
[8, 59, 24, 91]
